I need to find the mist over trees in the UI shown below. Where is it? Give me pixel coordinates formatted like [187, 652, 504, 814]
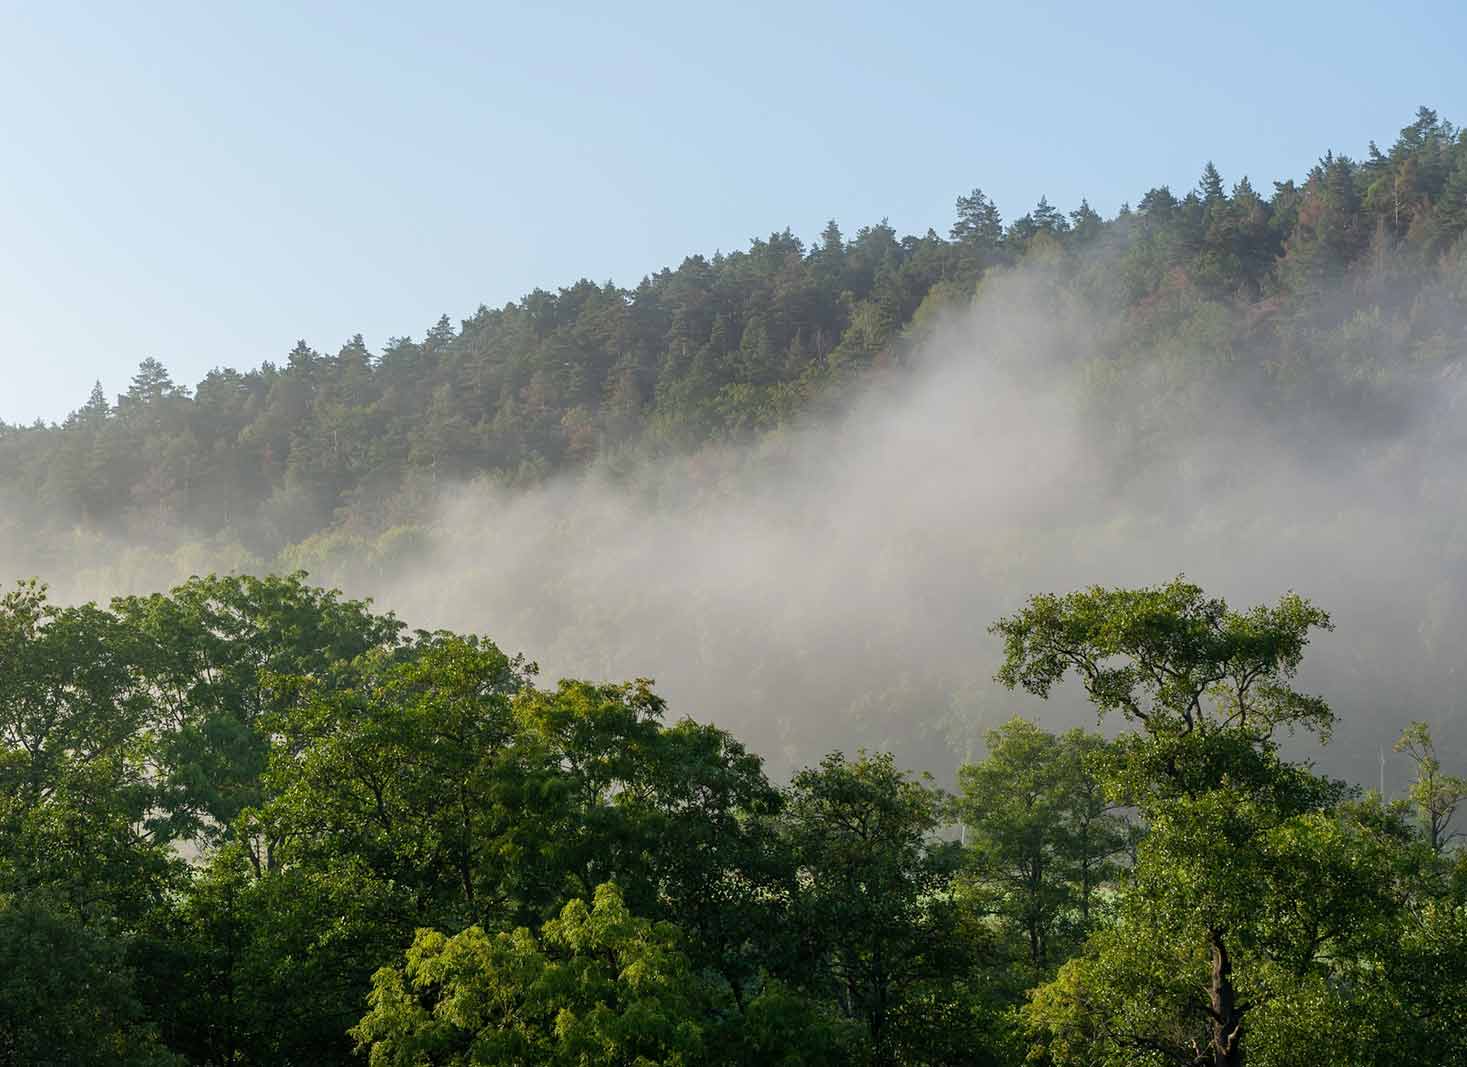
[5, 108, 1467, 788]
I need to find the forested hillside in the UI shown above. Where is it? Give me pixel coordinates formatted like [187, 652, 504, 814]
[4, 107, 1466, 568]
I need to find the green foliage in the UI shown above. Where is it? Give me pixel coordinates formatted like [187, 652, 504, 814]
[112, 572, 404, 844]
[957, 720, 1130, 969]
[991, 577, 1334, 743]
[783, 751, 979, 1061]
[257, 634, 535, 921]
[352, 882, 710, 1066]
[0, 898, 181, 1066]
[147, 622, 803, 1062]
[1394, 720, 1467, 852]
[0, 582, 183, 922]
[4, 564, 1466, 1064]
[352, 882, 849, 1067]
[1026, 801, 1443, 1066]
[1000, 579, 1464, 1067]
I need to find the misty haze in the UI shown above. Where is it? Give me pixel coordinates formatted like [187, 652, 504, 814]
[9, 235, 1463, 787]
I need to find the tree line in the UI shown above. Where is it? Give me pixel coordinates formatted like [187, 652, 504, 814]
[2, 572, 1463, 1065]
[3, 108, 1466, 570]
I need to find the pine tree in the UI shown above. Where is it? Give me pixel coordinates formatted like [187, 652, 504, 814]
[819, 218, 844, 256]
[950, 188, 1003, 248]
[285, 341, 319, 379]
[424, 314, 456, 352]
[1030, 196, 1068, 234]
[1431, 148, 1467, 247]
[1199, 161, 1226, 210]
[127, 358, 175, 405]
[1068, 198, 1103, 243]
[1138, 185, 1178, 221]
[74, 381, 111, 425]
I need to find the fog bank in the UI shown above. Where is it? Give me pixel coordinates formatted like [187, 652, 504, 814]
[7, 263, 1465, 787]
[360, 267, 1467, 784]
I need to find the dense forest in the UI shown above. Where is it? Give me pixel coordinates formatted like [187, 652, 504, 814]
[4, 107, 1467, 574]
[4, 109, 1467, 1064]
[2, 573, 1464, 1065]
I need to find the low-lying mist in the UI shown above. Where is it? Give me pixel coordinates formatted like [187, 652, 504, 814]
[363, 266, 1467, 786]
[9, 262, 1467, 786]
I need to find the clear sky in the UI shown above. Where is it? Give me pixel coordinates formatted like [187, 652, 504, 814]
[2, 0, 1461, 424]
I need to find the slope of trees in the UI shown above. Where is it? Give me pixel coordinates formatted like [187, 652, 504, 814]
[3, 108, 1465, 566]
[2, 572, 1464, 1065]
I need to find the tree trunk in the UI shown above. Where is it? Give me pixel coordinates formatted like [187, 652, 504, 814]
[1208, 927, 1244, 1067]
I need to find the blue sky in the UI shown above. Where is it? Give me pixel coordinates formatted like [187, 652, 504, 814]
[2, 0, 1462, 423]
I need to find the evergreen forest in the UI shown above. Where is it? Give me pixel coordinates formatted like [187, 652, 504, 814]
[5, 107, 1467, 573]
